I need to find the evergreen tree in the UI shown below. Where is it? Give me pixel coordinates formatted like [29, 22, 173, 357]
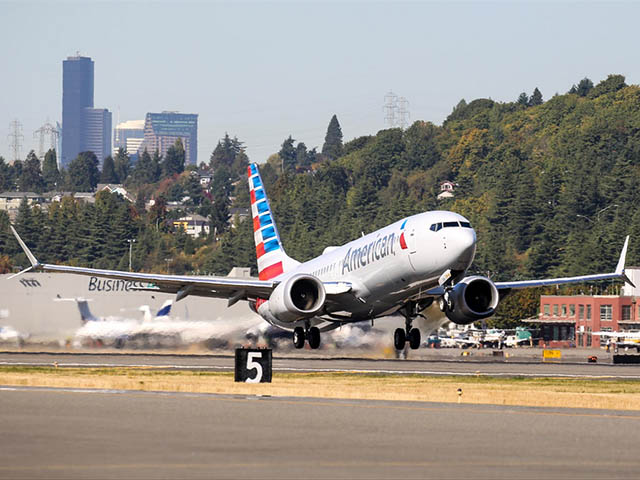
[576, 77, 594, 97]
[67, 151, 100, 191]
[162, 139, 185, 178]
[295, 142, 308, 168]
[42, 149, 61, 191]
[113, 148, 130, 183]
[528, 88, 543, 106]
[321, 114, 343, 160]
[100, 156, 118, 183]
[19, 151, 45, 193]
[278, 136, 297, 172]
[129, 149, 157, 186]
[516, 92, 529, 106]
[0, 157, 13, 192]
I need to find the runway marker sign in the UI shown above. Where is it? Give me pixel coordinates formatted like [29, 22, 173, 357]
[235, 348, 272, 383]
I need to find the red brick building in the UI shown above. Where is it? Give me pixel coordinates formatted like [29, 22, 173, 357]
[533, 295, 640, 348]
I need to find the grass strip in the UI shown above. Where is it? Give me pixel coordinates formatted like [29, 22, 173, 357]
[2, 366, 640, 410]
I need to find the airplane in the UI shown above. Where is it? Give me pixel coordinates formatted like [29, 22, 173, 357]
[592, 330, 640, 352]
[8, 162, 634, 351]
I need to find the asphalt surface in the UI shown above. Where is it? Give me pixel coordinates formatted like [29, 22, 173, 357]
[1, 386, 639, 479]
[3, 351, 640, 378]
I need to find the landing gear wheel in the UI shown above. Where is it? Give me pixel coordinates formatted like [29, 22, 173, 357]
[308, 327, 321, 349]
[408, 328, 421, 350]
[293, 327, 305, 349]
[438, 296, 447, 312]
[394, 328, 406, 350]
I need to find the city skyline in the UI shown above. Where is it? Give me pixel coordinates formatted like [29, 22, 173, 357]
[3, 1, 640, 166]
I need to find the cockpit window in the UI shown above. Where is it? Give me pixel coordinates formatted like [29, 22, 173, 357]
[430, 220, 473, 231]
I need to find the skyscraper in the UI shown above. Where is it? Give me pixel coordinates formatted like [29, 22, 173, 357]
[61, 55, 112, 168]
[84, 108, 112, 164]
[139, 112, 198, 165]
[113, 119, 145, 159]
[62, 55, 94, 167]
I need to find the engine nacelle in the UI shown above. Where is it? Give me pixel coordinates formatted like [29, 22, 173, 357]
[267, 274, 326, 323]
[444, 276, 499, 325]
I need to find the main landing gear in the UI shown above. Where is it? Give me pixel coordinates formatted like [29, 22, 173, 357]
[292, 325, 321, 349]
[394, 301, 424, 351]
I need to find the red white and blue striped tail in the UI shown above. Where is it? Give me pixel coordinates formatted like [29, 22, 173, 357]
[247, 163, 299, 280]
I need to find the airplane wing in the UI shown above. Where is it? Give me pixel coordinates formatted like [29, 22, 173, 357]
[9, 225, 275, 305]
[426, 236, 633, 295]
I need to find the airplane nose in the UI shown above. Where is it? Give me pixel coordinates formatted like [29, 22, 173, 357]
[451, 228, 476, 269]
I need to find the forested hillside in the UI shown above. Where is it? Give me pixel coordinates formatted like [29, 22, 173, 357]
[2, 74, 639, 326]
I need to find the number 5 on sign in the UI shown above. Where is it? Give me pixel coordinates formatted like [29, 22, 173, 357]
[246, 352, 263, 383]
[234, 348, 272, 383]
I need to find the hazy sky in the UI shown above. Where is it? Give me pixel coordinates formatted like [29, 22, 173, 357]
[2, 1, 639, 165]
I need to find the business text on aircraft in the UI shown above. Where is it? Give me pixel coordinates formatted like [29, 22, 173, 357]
[88, 277, 157, 293]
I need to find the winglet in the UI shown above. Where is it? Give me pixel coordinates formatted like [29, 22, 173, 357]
[7, 225, 40, 280]
[616, 235, 635, 287]
[9, 225, 39, 267]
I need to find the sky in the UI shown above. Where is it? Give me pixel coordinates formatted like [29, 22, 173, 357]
[2, 1, 640, 165]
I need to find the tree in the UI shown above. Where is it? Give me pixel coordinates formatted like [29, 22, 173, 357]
[66, 151, 100, 191]
[129, 149, 156, 186]
[528, 88, 543, 106]
[209, 134, 248, 179]
[278, 136, 297, 172]
[321, 114, 343, 160]
[113, 148, 130, 183]
[162, 139, 185, 178]
[516, 92, 529, 106]
[0, 157, 13, 192]
[588, 74, 626, 98]
[19, 151, 44, 193]
[575, 77, 594, 97]
[100, 156, 118, 183]
[42, 149, 61, 191]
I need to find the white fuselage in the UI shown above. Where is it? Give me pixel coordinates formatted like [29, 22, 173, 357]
[258, 211, 477, 329]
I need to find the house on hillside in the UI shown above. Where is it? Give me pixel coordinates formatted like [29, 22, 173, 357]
[437, 181, 457, 200]
[173, 214, 210, 238]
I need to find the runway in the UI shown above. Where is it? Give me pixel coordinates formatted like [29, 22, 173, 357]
[1, 385, 639, 479]
[3, 351, 640, 379]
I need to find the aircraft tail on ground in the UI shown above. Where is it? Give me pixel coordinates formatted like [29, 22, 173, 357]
[247, 163, 299, 280]
[77, 300, 100, 324]
[141, 300, 173, 322]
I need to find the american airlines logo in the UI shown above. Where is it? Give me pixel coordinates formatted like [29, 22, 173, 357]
[342, 232, 397, 274]
[19, 278, 41, 288]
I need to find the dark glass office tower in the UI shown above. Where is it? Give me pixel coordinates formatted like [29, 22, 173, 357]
[61, 56, 94, 167]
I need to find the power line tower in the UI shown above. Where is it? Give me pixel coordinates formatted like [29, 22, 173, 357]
[383, 91, 398, 128]
[33, 120, 59, 158]
[397, 97, 410, 129]
[7, 119, 24, 162]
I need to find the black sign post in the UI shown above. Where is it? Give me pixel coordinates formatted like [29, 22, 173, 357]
[235, 348, 272, 383]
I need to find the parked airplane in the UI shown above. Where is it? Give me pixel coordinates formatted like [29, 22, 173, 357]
[9, 163, 633, 351]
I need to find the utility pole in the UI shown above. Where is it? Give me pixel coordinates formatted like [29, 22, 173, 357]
[34, 120, 60, 158]
[127, 239, 136, 271]
[383, 91, 398, 129]
[7, 119, 24, 162]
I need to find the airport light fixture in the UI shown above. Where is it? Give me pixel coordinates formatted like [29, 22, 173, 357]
[127, 239, 136, 272]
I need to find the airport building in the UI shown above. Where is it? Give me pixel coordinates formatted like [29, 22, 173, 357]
[139, 112, 198, 165]
[531, 268, 640, 348]
[113, 119, 145, 159]
[61, 55, 112, 167]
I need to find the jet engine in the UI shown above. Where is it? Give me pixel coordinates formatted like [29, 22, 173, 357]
[267, 274, 326, 323]
[442, 276, 499, 325]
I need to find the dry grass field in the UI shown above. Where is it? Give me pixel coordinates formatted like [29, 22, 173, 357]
[2, 366, 640, 410]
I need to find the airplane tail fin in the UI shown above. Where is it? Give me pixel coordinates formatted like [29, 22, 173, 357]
[247, 163, 299, 280]
[155, 300, 172, 318]
[76, 300, 100, 324]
